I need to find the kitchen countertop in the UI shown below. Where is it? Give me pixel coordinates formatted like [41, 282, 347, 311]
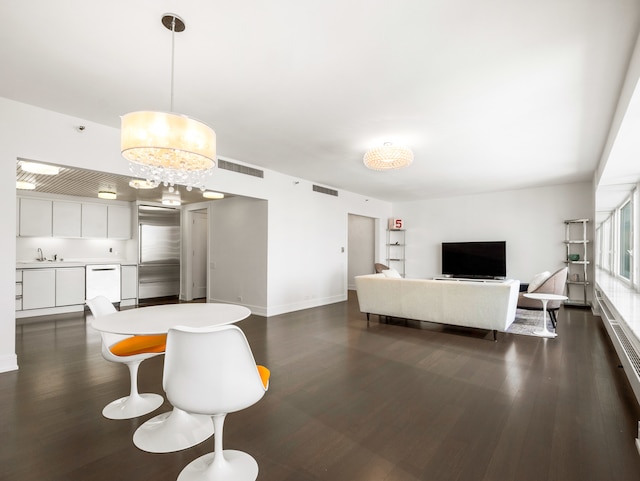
[17, 260, 137, 269]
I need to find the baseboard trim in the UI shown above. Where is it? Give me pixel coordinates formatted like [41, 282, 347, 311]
[0, 353, 19, 373]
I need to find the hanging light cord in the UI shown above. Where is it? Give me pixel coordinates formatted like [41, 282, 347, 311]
[169, 16, 176, 112]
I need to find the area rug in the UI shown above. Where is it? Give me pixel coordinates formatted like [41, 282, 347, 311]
[507, 309, 556, 337]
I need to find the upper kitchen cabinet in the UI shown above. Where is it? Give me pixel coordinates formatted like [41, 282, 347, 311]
[17, 194, 132, 240]
[81, 203, 108, 238]
[19, 198, 52, 237]
[108, 204, 132, 239]
[52, 201, 82, 237]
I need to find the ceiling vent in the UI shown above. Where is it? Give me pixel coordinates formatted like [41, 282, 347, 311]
[313, 185, 338, 197]
[217, 159, 264, 178]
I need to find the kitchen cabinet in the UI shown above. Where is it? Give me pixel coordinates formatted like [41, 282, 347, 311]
[108, 204, 132, 239]
[55, 267, 85, 306]
[121, 265, 138, 300]
[19, 198, 52, 237]
[52, 201, 82, 237]
[82, 203, 108, 238]
[18, 195, 132, 240]
[22, 269, 56, 310]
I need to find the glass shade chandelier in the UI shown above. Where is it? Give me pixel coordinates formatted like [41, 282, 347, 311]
[363, 142, 413, 171]
[121, 14, 216, 191]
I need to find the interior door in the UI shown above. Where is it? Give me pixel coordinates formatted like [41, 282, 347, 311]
[191, 211, 208, 299]
[347, 214, 376, 290]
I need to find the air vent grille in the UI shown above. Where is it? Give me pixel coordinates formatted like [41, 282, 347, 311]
[313, 185, 338, 197]
[218, 159, 264, 178]
[598, 296, 616, 321]
[612, 324, 640, 376]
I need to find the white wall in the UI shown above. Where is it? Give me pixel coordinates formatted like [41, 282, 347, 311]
[0, 97, 392, 372]
[393, 182, 593, 284]
[209, 196, 268, 314]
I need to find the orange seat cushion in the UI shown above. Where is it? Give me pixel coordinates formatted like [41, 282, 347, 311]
[109, 334, 167, 356]
[257, 365, 270, 388]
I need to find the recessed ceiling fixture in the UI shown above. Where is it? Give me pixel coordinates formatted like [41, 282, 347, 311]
[16, 181, 36, 190]
[20, 160, 61, 175]
[202, 191, 224, 200]
[129, 179, 157, 189]
[121, 14, 216, 191]
[162, 191, 182, 206]
[363, 142, 414, 170]
[98, 191, 117, 200]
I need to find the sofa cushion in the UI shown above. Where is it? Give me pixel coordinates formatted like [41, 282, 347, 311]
[382, 268, 402, 278]
[527, 271, 551, 292]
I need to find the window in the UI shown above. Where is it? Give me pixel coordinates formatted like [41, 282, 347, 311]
[619, 199, 633, 281]
[599, 218, 612, 272]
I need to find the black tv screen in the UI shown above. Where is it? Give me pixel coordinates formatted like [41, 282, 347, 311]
[441, 241, 506, 279]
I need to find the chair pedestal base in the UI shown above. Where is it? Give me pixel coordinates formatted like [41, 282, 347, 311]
[133, 408, 214, 453]
[102, 393, 163, 420]
[177, 450, 258, 481]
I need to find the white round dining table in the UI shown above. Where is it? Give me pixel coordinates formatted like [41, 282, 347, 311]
[90, 302, 253, 454]
[90, 303, 252, 335]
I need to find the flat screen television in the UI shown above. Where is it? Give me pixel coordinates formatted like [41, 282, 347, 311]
[441, 241, 506, 279]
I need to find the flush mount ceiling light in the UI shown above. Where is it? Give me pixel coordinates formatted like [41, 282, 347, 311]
[98, 191, 117, 200]
[16, 181, 36, 190]
[202, 191, 224, 200]
[162, 190, 182, 206]
[19, 160, 61, 175]
[129, 179, 157, 189]
[363, 142, 414, 171]
[121, 14, 216, 191]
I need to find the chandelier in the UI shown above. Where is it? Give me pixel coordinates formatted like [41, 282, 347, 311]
[363, 142, 413, 170]
[121, 14, 216, 191]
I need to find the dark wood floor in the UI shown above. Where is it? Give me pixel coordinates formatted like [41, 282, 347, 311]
[2, 292, 640, 481]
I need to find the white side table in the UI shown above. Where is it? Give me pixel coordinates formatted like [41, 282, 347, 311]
[523, 293, 568, 338]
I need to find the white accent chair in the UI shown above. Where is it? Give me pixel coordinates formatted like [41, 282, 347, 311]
[86, 296, 165, 420]
[164, 325, 269, 481]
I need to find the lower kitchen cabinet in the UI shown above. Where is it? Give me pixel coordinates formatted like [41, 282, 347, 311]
[20, 267, 86, 313]
[55, 267, 86, 306]
[22, 269, 56, 310]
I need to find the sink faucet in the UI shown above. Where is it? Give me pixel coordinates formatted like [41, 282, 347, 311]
[37, 248, 44, 261]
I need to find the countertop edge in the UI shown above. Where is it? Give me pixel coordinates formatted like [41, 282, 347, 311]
[17, 260, 137, 269]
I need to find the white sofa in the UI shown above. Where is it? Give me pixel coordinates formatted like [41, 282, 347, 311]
[354, 274, 520, 339]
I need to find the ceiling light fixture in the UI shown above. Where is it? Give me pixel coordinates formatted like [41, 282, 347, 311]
[129, 179, 157, 189]
[16, 181, 36, 190]
[162, 191, 182, 206]
[98, 191, 117, 200]
[20, 161, 61, 175]
[202, 191, 224, 200]
[121, 14, 216, 191]
[363, 142, 414, 171]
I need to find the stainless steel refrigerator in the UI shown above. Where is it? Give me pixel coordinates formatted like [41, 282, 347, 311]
[138, 205, 180, 300]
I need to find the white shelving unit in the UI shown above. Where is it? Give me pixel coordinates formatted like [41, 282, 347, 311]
[386, 229, 406, 277]
[564, 218, 590, 307]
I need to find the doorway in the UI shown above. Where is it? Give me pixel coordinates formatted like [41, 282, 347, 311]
[187, 209, 208, 300]
[347, 214, 376, 290]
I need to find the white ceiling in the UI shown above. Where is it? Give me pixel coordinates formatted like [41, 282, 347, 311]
[2, 1, 640, 202]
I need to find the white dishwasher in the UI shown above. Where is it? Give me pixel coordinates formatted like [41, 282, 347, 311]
[86, 264, 121, 303]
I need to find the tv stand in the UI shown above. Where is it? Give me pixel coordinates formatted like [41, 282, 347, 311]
[433, 277, 509, 283]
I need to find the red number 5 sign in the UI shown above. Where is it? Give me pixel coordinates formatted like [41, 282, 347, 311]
[389, 218, 404, 230]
